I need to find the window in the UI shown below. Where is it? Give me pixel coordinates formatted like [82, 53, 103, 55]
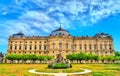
[79, 44, 82, 50]
[44, 45, 46, 50]
[59, 43, 62, 49]
[94, 45, 96, 50]
[19, 44, 21, 50]
[52, 44, 55, 49]
[34, 45, 37, 50]
[109, 44, 112, 50]
[30, 45, 32, 50]
[25, 44, 27, 50]
[39, 45, 41, 50]
[89, 44, 92, 50]
[30, 41, 32, 43]
[15, 45, 17, 50]
[104, 44, 107, 50]
[100, 44, 102, 50]
[66, 44, 68, 49]
[44, 41, 46, 43]
[10, 45, 12, 50]
[66, 50, 68, 53]
[74, 45, 76, 50]
[84, 44, 87, 50]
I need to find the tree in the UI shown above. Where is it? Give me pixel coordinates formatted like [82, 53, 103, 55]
[66, 54, 76, 63]
[29, 54, 37, 63]
[115, 51, 120, 56]
[22, 54, 30, 63]
[77, 53, 86, 63]
[37, 55, 46, 63]
[46, 56, 54, 61]
[6, 54, 16, 63]
[15, 54, 22, 63]
[93, 55, 99, 63]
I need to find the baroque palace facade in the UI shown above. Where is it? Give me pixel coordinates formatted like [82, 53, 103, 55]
[7, 26, 114, 58]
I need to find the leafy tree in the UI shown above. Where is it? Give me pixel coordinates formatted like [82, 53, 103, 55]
[37, 55, 46, 63]
[6, 54, 16, 63]
[115, 51, 120, 56]
[92, 55, 99, 63]
[66, 54, 76, 62]
[22, 54, 30, 63]
[15, 54, 22, 63]
[29, 54, 37, 63]
[77, 53, 86, 63]
[46, 56, 54, 61]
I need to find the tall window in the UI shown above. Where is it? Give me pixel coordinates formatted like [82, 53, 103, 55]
[104, 44, 107, 50]
[52, 44, 55, 49]
[44, 45, 46, 50]
[89, 44, 92, 50]
[30, 45, 32, 50]
[34, 45, 37, 50]
[79, 44, 82, 50]
[109, 44, 112, 50]
[74, 45, 76, 51]
[100, 44, 102, 50]
[59, 43, 62, 49]
[84, 44, 87, 50]
[94, 44, 96, 50]
[39, 45, 41, 50]
[66, 44, 68, 49]
[10, 45, 12, 50]
[15, 45, 17, 50]
[25, 44, 27, 50]
[19, 44, 21, 50]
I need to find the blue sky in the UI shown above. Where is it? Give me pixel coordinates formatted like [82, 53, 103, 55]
[0, 0, 120, 53]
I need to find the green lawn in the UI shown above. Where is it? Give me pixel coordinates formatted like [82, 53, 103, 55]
[0, 64, 120, 76]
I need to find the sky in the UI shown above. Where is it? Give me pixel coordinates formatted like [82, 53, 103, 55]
[0, 0, 120, 53]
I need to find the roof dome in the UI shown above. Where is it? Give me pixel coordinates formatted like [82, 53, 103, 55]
[50, 26, 70, 36]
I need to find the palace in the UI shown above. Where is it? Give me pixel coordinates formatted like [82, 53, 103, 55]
[7, 26, 114, 58]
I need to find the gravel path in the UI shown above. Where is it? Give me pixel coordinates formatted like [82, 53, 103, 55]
[28, 69, 92, 76]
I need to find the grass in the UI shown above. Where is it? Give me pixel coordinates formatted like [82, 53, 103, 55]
[0, 64, 120, 76]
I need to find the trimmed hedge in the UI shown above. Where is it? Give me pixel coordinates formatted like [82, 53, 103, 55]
[53, 63, 68, 69]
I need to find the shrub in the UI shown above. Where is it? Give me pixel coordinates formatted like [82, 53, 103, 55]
[52, 63, 68, 69]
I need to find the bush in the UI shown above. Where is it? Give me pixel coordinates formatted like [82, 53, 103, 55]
[52, 63, 68, 69]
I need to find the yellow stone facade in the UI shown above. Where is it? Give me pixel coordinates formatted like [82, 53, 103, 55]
[7, 27, 114, 58]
